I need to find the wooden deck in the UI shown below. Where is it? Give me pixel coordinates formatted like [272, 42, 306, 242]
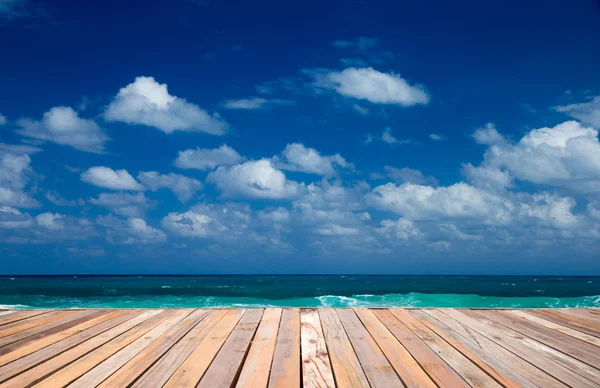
[0, 309, 597, 387]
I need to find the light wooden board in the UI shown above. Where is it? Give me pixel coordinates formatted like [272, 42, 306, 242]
[300, 309, 335, 388]
[132, 309, 229, 388]
[337, 309, 402, 387]
[319, 308, 370, 388]
[235, 308, 282, 388]
[197, 309, 263, 388]
[0, 310, 143, 384]
[68, 309, 192, 388]
[373, 309, 469, 388]
[163, 309, 246, 388]
[446, 309, 598, 388]
[0, 308, 597, 388]
[267, 308, 300, 388]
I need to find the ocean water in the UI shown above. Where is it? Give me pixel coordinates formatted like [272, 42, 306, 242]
[0, 275, 599, 309]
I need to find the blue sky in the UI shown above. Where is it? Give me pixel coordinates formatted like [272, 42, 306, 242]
[1, 0, 600, 274]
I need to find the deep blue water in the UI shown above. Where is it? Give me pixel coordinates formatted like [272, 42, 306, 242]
[0, 275, 599, 308]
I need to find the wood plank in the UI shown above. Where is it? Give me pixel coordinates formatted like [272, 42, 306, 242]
[97, 309, 210, 388]
[300, 309, 335, 388]
[0, 310, 117, 366]
[319, 308, 370, 388]
[418, 309, 565, 388]
[132, 309, 229, 388]
[0, 311, 50, 327]
[0, 314, 13, 319]
[562, 309, 600, 324]
[33, 310, 192, 388]
[267, 309, 300, 388]
[355, 308, 434, 388]
[68, 309, 192, 388]
[407, 310, 519, 388]
[197, 309, 263, 388]
[0, 310, 98, 349]
[164, 309, 245, 388]
[337, 309, 402, 387]
[446, 309, 599, 387]
[373, 309, 468, 388]
[528, 310, 600, 337]
[0, 310, 140, 384]
[0, 310, 159, 387]
[488, 310, 600, 367]
[390, 309, 501, 388]
[0, 310, 68, 339]
[508, 310, 600, 347]
[235, 308, 282, 388]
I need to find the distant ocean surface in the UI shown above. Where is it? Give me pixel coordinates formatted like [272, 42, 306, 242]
[0, 275, 599, 309]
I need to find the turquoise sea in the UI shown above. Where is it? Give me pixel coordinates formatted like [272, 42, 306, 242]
[0, 275, 599, 309]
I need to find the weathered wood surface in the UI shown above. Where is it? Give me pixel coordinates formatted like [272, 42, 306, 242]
[0, 308, 597, 387]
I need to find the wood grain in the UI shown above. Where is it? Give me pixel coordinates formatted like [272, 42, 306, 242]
[268, 308, 301, 388]
[300, 309, 335, 388]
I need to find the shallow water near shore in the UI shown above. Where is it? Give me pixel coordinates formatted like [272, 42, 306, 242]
[0, 275, 599, 309]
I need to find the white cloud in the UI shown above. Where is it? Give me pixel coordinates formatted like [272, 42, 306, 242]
[16, 107, 108, 153]
[555, 96, 600, 127]
[382, 166, 438, 185]
[104, 76, 228, 135]
[208, 159, 301, 199]
[469, 121, 600, 193]
[223, 97, 295, 110]
[472, 123, 506, 146]
[45, 191, 85, 207]
[0, 149, 39, 208]
[161, 211, 213, 237]
[429, 133, 446, 141]
[35, 212, 64, 230]
[137, 171, 203, 202]
[377, 218, 422, 240]
[0, 143, 42, 155]
[364, 127, 412, 145]
[81, 167, 145, 191]
[367, 182, 512, 225]
[315, 224, 359, 236]
[0, 206, 32, 228]
[462, 164, 513, 191]
[174, 145, 244, 171]
[274, 143, 352, 176]
[258, 207, 290, 223]
[0, 114, 6, 126]
[518, 194, 583, 229]
[312, 67, 429, 106]
[352, 104, 369, 115]
[90, 192, 155, 217]
[97, 215, 166, 244]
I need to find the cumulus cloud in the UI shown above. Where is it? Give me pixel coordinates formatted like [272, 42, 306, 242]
[311, 67, 429, 106]
[97, 215, 166, 244]
[0, 206, 32, 228]
[137, 171, 203, 202]
[274, 143, 352, 176]
[104, 76, 228, 134]
[555, 96, 600, 127]
[45, 191, 85, 207]
[381, 166, 438, 186]
[90, 192, 155, 217]
[468, 121, 600, 193]
[429, 133, 446, 141]
[223, 97, 295, 110]
[377, 218, 422, 240]
[174, 145, 244, 171]
[0, 148, 39, 208]
[208, 159, 301, 199]
[0, 114, 6, 125]
[16, 107, 109, 153]
[366, 128, 412, 146]
[367, 182, 512, 225]
[161, 211, 213, 237]
[81, 167, 145, 191]
[35, 212, 64, 230]
[315, 224, 359, 236]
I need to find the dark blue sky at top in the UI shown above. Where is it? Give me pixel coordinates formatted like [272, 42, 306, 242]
[1, 0, 600, 274]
